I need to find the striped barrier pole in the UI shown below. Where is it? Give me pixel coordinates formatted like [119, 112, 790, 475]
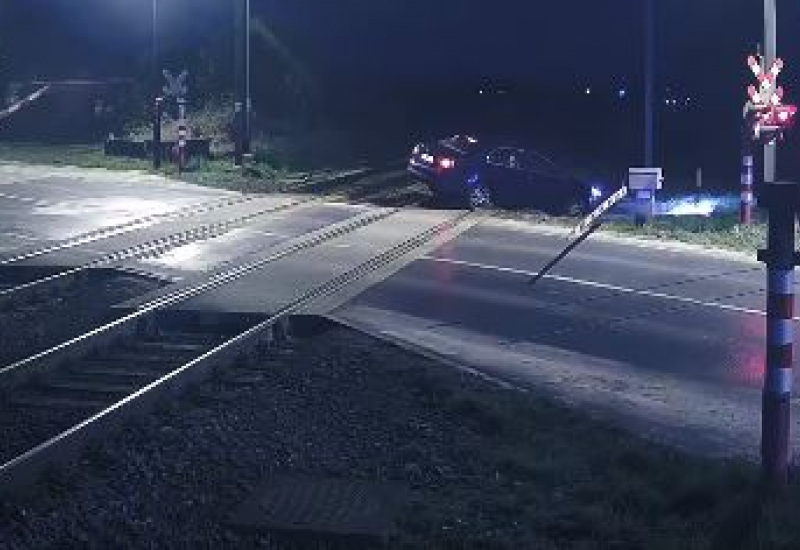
[529, 221, 603, 286]
[570, 185, 628, 239]
[177, 97, 188, 173]
[757, 181, 798, 486]
[0, 85, 51, 122]
[234, 101, 243, 166]
[742, 153, 755, 225]
[153, 96, 163, 170]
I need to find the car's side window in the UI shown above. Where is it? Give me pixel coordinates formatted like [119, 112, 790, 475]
[487, 148, 512, 168]
[486, 148, 522, 169]
[523, 151, 557, 176]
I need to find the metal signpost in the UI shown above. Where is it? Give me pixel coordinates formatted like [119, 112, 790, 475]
[757, 181, 797, 486]
[629, 167, 664, 226]
[745, 0, 800, 486]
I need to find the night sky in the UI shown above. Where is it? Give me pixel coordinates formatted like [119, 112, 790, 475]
[3, 0, 798, 95]
[4, 0, 800, 181]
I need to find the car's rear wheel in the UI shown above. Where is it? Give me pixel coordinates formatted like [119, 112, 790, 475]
[466, 183, 493, 210]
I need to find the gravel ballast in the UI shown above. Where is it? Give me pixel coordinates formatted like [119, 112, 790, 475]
[1, 325, 797, 549]
[0, 271, 164, 367]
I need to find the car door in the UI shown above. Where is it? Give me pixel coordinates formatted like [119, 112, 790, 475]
[521, 150, 562, 208]
[485, 147, 527, 205]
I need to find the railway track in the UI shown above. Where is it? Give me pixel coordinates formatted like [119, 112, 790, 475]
[0, 206, 473, 494]
[0, 195, 320, 307]
[0, 193, 260, 267]
[0, 168, 383, 310]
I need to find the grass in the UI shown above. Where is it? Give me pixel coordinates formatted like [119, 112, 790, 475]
[392, 359, 800, 550]
[602, 212, 768, 254]
[0, 142, 152, 171]
[0, 142, 294, 193]
[0, 141, 775, 255]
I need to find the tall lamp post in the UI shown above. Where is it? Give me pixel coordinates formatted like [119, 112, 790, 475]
[151, 0, 159, 92]
[151, 0, 162, 169]
[234, 0, 251, 165]
[644, 0, 655, 167]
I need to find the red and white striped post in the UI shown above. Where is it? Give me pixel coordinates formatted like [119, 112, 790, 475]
[176, 97, 188, 173]
[757, 181, 798, 486]
[741, 153, 755, 224]
[153, 96, 164, 170]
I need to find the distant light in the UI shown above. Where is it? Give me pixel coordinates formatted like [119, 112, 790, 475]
[663, 196, 723, 217]
[591, 185, 603, 199]
[585, 87, 592, 95]
[478, 89, 484, 95]
[618, 88, 627, 99]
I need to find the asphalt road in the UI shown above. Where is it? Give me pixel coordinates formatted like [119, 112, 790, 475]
[0, 162, 788, 459]
[335, 219, 785, 458]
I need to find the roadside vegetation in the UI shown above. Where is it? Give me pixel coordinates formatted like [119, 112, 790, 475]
[391, 347, 800, 550]
[602, 212, 768, 254]
[0, 139, 773, 255]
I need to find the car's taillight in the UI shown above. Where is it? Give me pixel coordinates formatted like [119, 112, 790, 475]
[438, 157, 456, 170]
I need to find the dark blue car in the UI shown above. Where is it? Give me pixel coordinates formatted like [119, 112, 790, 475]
[408, 135, 605, 212]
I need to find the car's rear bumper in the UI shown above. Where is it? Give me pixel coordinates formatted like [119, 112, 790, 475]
[407, 160, 437, 184]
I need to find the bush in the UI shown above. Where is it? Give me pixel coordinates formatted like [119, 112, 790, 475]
[125, 97, 235, 156]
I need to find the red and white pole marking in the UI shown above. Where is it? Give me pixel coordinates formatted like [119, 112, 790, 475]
[741, 154, 754, 224]
[570, 185, 628, 238]
[177, 98, 188, 173]
[758, 182, 798, 486]
[0, 86, 50, 122]
[763, 265, 794, 482]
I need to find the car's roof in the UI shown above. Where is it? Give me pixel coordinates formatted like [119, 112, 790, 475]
[431, 134, 561, 167]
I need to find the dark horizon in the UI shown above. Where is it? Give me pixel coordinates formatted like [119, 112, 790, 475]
[3, 1, 800, 184]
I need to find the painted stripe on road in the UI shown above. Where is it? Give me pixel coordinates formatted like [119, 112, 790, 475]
[421, 255, 782, 318]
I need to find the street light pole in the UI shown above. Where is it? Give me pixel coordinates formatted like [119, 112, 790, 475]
[151, 0, 162, 169]
[234, 0, 251, 165]
[644, 0, 655, 167]
[244, 0, 251, 155]
[152, 0, 159, 93]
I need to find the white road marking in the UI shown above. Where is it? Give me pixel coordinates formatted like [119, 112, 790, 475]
[421, 255, 776, 318]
